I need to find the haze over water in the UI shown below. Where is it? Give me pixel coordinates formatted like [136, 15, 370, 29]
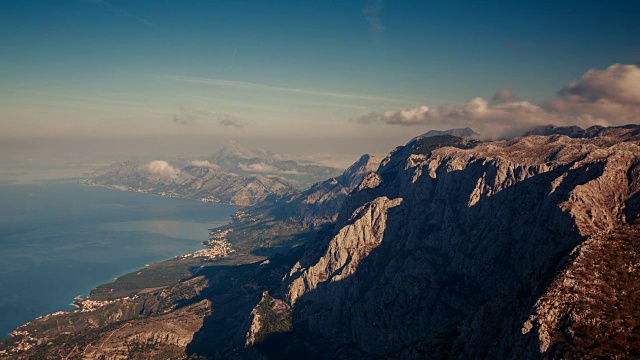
[0, 180, 235, 338]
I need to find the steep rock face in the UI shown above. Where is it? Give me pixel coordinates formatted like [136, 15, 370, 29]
[273, 127, 640, 359]
[245, 291, 292, 346]
[522, 224, 640, 359]
[340, 154, 383, 189]
[286, 196, 402, 305]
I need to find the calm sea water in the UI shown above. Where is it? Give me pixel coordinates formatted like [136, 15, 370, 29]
[0, 180, 236, 338]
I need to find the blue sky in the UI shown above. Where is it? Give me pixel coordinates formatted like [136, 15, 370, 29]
[1, 0, 640, 159]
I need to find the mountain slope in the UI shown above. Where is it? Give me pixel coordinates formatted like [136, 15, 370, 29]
[522, 224, 640, 359]
[271, 126, 640, 359]
[198, 154, 382, 257]
[269, 154, 382, 228]
[3, 126, 640, 359]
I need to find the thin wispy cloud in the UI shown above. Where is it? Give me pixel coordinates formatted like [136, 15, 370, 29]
[171, 92, 373, 111]
[7, 88, 140, 107]
[172, 107, 248, 128]
[88, 0, 172, 35]
[363, 0, 384, 32]
[158, 75, 410, 104]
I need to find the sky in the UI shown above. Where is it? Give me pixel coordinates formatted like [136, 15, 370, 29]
[1, 0, 640, 165]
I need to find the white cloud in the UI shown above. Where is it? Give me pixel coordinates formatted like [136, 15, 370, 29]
[159, 75, 409, 104]
[550, 63, 640, 123]
[356, 64, 640, 138]
[238, 163, 279, 173]
[238, 163, 305, 175]
[189, 160, 220, 169]
[276, 169, 304, 175]
[356, 94, 552, 138]
[146, 160, 180, 178]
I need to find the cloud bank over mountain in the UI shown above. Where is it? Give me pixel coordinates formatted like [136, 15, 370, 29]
[550, 63, 640, 122]
[146, 160, 180, 178]
[357, 64, 640, 138]
[189, 160, 220, 169]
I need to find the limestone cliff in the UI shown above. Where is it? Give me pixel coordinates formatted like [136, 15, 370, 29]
[270, 126, 640, 359]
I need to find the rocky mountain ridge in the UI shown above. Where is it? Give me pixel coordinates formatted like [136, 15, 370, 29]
[270, 125, 640, 358]
[266, 153, 383, 229]
[3, 125, 639, 359]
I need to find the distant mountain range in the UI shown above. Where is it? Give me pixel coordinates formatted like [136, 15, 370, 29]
[419, 127, 479, 138]
[204, 141, 343, 189]
[81, 143, 343, 206]
[4, 125, 640, 359]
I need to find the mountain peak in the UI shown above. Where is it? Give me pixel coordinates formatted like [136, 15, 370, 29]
[523, 124, 587, 138]
[523, 124, 640, 139]
[418, 127, 479, 139]
[341, 154, 382, 189]
[216, 141, 268, 160]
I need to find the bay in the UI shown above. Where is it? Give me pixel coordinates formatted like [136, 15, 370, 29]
[0, 180, 236, 338]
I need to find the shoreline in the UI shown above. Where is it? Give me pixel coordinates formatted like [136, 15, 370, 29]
[79, 180, 250, 207]
[0, 180, 237, 341]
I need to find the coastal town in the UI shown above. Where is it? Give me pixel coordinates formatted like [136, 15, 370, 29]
[177, 228, 235, 260]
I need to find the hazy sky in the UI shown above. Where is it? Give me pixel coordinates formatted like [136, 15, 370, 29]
[1, 0, 640, 163]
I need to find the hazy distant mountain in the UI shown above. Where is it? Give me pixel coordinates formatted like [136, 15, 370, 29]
[82, 159, 296, 206]
[206, 141, 343, 189]
[270, 153, 382, 228]
[5, 125, 640, 359]
[81, 143, 343, 206]
[419, 127, 479, 138]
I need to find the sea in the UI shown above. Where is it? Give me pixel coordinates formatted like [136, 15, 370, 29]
[0, 180, 236, 339]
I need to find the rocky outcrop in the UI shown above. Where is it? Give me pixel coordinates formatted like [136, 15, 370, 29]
[286, 196, 402, 305]
[0, 274, 214, 359]
[246, 291, 292, 346]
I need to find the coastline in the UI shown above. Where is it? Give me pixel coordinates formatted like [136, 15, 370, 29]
[3, 211, 240, 333]
[79, 180, 251, 207]
[0, 180, 238, 341]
